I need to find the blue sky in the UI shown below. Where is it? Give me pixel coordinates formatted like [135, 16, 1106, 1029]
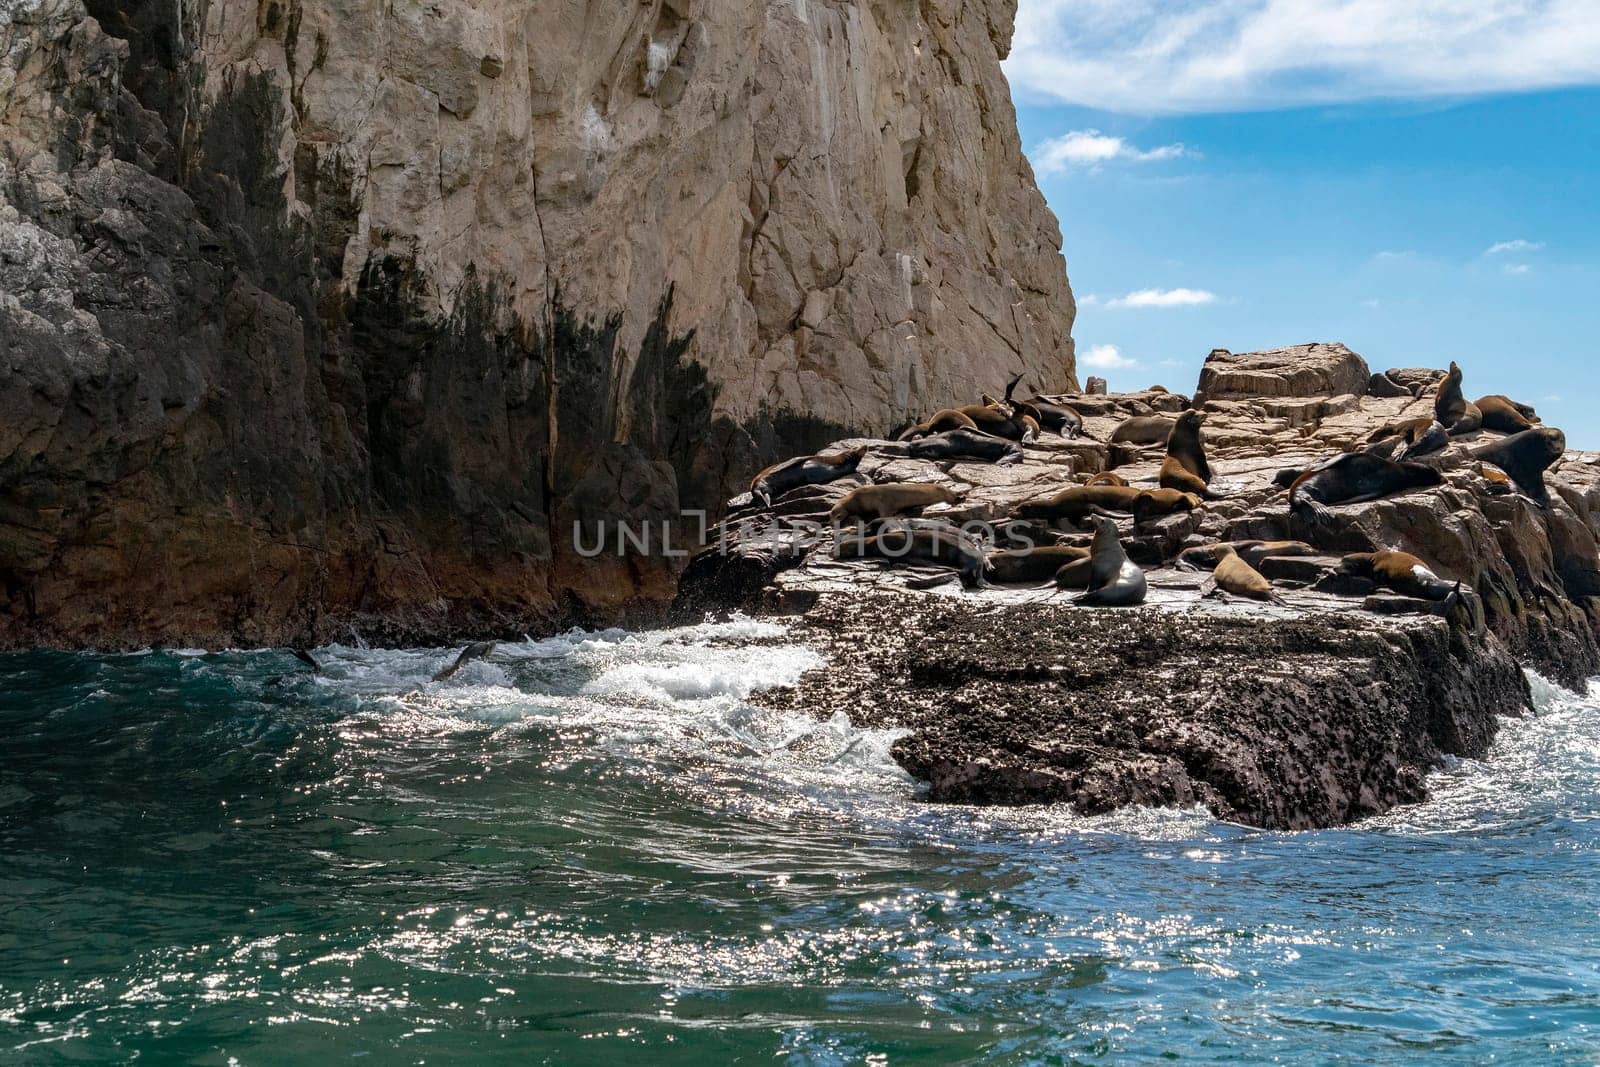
[1005, 1, 1600, 447]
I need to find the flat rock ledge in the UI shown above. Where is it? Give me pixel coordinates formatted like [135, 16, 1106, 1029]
[678, 344, 1600, 830]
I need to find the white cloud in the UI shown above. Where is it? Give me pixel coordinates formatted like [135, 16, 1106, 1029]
[1082, 343, 1140, 369]
[1032, 129, 1189, 174]
[1373, 250, 1413, 260]
[1106, 287, 1217, 308]
[1503, 262, 1534, 275]
[1078, 293, 1101, 306]
[1008, 1, 1600, 113]
[1485, 239, 1545, 255]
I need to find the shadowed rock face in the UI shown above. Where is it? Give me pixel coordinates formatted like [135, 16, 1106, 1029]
[0, 0, 1075, 648]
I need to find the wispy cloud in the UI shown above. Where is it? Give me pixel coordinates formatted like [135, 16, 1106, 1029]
[1082, 343, 1140, 370]
[1485, 239, 1545, 256]
[1106, 287, 1216, 308]
[1077, 293, 1101, 306]
[1373, 250, 1413, 261]
[1032, 129, 1189, 174]
[1008, 1, 1600, 113]
[1503, 262, 1534, 275]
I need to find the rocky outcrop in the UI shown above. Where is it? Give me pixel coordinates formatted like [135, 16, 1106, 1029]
[1196, 342, 1370, 403]
[685, 343, 1600, 827]
[0, 0, 1074, 648]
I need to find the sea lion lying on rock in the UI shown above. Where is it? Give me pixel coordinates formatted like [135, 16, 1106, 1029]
[1339, 551, 1460, 602]
[1085, 472, 1128, 487]
[906, 429, 1023, 466]
[1470, 426, 1565, 507]
[1158, 410, 1218, 499]
[1369, 417, 1448, 462]
[830, 482, 961, 522]
[1014, 484, 1142, 523]
[896, 409, 977, 441]
[1178, 540, 1318, 571]
[1475, 394, 1540, 434]
[1073, 516, 1147, 607]
[1288, 452, 1444, 525]
[1200, 546, 1286, 605]
[1132, 489, 1201, 525]
[985, 545, 1090, 584]
[1111, 415, 1176, 446]
[1435, 361, 1484, 436]
[751, 447, 867, 507]
[833, 521, 988, 588]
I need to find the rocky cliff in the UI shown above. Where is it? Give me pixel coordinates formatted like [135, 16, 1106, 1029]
[0, 0, 1075, 648]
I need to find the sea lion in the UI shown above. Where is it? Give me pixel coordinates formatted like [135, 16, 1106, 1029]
[906, 429, 1023, 466]
[751, 447, 867, 507]
[1132, 488, 1201, 525]
[984, 544, 1090, 584]
[433, 641, 496, 682]
[829, 482, 960, 522]
[1477, 463, 1515, 495]
[1054, 555, 1094, 589]
[896, 409, 977, 441]
[1475, 395, 1539, 434]
[1368, 417, 1433, 443]
[1178, 540, 1318, 571]
[1289, 452, 1444, 525]
[1434, 361, 1483, 435]
[834, 522, 988, 588]
[1019, 414, 1041, 443]
[1073, 516, 1147, 607]
[1470, 426, 1565, 507]
[1158, 410, 1217, 498]
[1085, 472, 1128, 487]
[1111, 415, 1176, 446]
[1478, 394, 1539, 424]
[288, 647, 321, 672]
[1396, 421, 1449, 462]
[1338, 551, 1458, 600]
[1024, 397, 1084, 437]
[1015, 484, 1143, 523]
[1200, 546, 1285, 604]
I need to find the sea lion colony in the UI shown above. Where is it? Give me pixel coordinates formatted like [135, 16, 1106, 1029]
[716, 363, 1561, 614]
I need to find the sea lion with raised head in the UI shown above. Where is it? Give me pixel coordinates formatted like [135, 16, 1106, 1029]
[829, 482, 961, 523]
[896, 409, 978, 441]
[1073, 516, 1147, 607]
[433, 641, 496, 682]
[1054, 555, 1094, 589]
[751, 447, 867, 507]
[834, 522, 988, 588]
[1289, 452, 1444, 525]
[1132, 488, 1201, 525]
[1475, 394, 1539, 434]
[984, 544, 1091, 584]
[1200, 546, 1286, 604]
[906, 429, 1023, 466]
[1111, 415, 1176, 446]
[1339, 551, 1459, 601]
[1434, 361, 1483, 435]
[1470, 426, 1565, 507]
[1158, 410, 1218, 498]
[1178, 540, 1318, 571]
[1014, 484, 1143, 523]
[1085, 471, 1129, 487]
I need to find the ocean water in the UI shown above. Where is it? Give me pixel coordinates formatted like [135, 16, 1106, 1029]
[2, 619, 1598, 1065]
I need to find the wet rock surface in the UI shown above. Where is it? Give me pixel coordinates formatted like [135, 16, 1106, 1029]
[686, 344, 1600, 827]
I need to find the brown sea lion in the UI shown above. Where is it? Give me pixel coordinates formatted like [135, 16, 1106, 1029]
[1132, 489, 1201, 525]
[432, 641, 496, 682]
[1111, 415, 1176, 446]
[1368, 417, 1435, 443]
[1019, 414, 1041, 443]
[830, 482, 960, 522]
[1434, 361, 1483, 435]
[1158, 411, 1218, 498]
[985, 544, 1091, 584]
[896, 409, 978, 441]
[751, 446, 867, 507]
[1085, 472, 1129, 487]
[1470, 427, 1565, 507]
[1073, 516, 1147, 607]
[1014, 484, 1143, 523]
[1200, 546, 1285, 604]
[1338, 551, 1458, 601]
[833, 522, 987, 588]
[1477, 463, 1515, 495]
[906, 429, 1023, 466]
[1475, 395, 1539, 434]
[957, 402, 1023, 439]
[1289, 452, 1444, 525]
[1177, 540, 1318, 571]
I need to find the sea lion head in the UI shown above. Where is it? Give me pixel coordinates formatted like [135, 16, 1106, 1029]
[831, 446, 869, 468]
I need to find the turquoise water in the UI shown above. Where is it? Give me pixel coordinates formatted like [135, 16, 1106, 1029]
[2, 619, 1599, 1064]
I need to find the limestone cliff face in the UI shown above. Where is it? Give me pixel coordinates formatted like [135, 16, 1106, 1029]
[0, 0, 1076, 647]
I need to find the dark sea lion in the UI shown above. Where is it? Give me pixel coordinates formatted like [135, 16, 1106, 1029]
[1368, 417, 1433, 443]
[1053, 556, 1094, 589]
[751, 446, 867, 507]
[1475, 395, 1538, 434]
[1201, 546, 1285, 604]
[1178, 540, 1318, 571]
[1158, 410, 1217, 498]
[1015, 484, 1142, 523]
[289, 647, 321, 672]
[1396, 421, 1449, 462]
[1470, 426, 1565, 507]
[1339, 551, 1458, 600]
[1289, 452, 1443, 525]
[896, 409, 978, 441]
[906, 429, 1023, 466]
[1434, 361, 1484, 435]
[1024, 397, 1084, 437]
[984, 544, 1090, 584]
[433, 641, 496, 682]
[1111, 415, 1176, 446]
[834, 522, 988, 588]
[830, 482, 960, 522]
[1073, 516, 1147, 607]
[1085, 472, 1129, 487]
[1132, 488, 1201, 525]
